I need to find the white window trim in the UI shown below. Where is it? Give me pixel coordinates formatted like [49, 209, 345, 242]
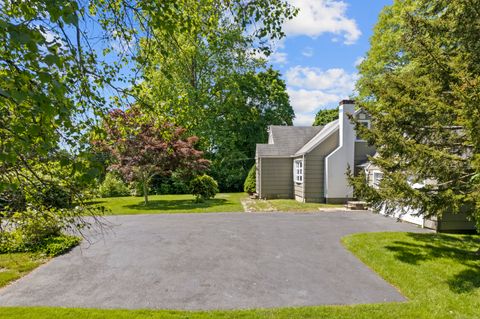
[356, 120, 371, 142]
[372, 171, 383, 189]
[294, 159, 303, 184]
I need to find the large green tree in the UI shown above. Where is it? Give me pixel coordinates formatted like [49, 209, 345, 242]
[137, 1, 296, 191]
[353, 0, 480, 227]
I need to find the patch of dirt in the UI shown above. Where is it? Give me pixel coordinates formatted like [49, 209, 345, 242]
[241, 198, 276, 213]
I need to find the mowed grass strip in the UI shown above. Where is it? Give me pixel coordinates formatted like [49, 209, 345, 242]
[2, 232, 479, 318]
[0, 253, 47, 288]
[93, 193, 247, 215]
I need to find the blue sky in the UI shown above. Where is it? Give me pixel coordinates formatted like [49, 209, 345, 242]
[267, 0, 392, 125]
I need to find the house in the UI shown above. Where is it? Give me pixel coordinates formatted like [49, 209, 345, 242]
[363, 162, 477, 232]
[255, 100, 376, 204]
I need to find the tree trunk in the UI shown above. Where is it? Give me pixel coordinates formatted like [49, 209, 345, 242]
[143, 176, 149, 205]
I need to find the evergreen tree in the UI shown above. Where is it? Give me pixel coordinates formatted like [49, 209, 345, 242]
[354, 0, 480, 228]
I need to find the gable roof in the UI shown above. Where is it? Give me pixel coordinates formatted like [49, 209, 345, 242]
[256, 126, 323, 158]
[294, 120, 339, 156]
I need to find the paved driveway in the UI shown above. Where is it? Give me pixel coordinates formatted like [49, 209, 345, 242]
[0, 212, 429, 310]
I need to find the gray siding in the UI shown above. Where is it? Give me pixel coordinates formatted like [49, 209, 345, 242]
[258, 158, 294, 199]
[438, 212, 476, 232]
[354, 142, 376, 167]
[302, 130, 339, 202]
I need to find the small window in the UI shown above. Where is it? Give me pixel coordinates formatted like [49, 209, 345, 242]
[372, 171, 383, 188]
[294, 159, 303, 183]
[356, 120, 370, 141]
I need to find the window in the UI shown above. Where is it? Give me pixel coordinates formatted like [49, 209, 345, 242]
[294, 159, 303, 183]
[372, 171, 383, 188]
[356, 120, 370, 141]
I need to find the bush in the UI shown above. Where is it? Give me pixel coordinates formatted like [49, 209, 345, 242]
[39, 235, 81, 257]
[98, 172, 130, 198]
[243, 164, 256, 194]
[190, 175, 219, 202]
[0, 207, 81, 256]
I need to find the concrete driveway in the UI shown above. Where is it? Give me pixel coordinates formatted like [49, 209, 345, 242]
[0, 211, 429, 310]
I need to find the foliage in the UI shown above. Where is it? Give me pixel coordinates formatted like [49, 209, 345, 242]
[313, 108, 339, 126]
[138, 5, 296, 192]
[94, 108, 209, 205]
[0, 207, 81, 256]
[37, 183, 72, 209]
[354, 0, 480, 227]
[36, 235, 81, 257]
[243, 165, 256, 194]
[98, 172, 130, 198]
[151, 173, 190, 195]
[190, 175, 219, 202]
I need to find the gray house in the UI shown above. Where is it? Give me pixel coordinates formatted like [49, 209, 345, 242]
[256, 100, 375, 204]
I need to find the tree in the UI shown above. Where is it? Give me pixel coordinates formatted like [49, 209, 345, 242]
[137, 5, 296, 191]
[95, 108, 209, 205]
[313, 108, 338, 126]
[353, 0, 480, 229]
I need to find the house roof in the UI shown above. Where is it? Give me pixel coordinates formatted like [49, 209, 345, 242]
[294, 120, 339, 156]
[256, 126, 323, 157]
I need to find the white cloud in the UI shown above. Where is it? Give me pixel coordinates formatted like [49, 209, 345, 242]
[354, 56, 365, 67]
[269, 51, 288, 65]
[286, 65, 357, 125]
[301, 47, 314, 57]
[286, 66, 357, 94]
[293, 112, 318, 126]
[288, 88, 340, 113]
[285, 0, 361, 45]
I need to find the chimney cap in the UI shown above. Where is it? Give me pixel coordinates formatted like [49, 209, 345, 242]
[339, 99, 355, 105]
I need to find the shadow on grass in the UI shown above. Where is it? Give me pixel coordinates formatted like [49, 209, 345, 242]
[123, 198, 229, 211]
[385, 233, 480, 294]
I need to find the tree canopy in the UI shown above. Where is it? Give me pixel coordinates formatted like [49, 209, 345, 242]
[354, 0, 480, 227]
[137, 2, 296, 191]
[313, 108, 338, 126]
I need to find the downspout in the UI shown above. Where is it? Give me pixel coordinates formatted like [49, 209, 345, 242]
[302, 154, 306, 202]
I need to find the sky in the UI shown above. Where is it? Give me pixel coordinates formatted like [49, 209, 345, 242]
[267, 0, 393, 126]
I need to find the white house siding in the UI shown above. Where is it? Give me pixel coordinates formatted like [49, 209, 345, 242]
[324, 103, 356, 203]
[258, 157, 293, 199]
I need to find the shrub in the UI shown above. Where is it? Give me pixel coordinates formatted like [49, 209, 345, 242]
[0, 207, 81, 256]
[190, 175, 218, 202]
[98, 172, 130, 198]
[243, 164, 256, 194]
[39, 235, 81, 257]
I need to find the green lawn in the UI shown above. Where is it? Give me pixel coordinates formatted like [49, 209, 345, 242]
[2, 232, 479, 318]
[0, 253, 47, 288]
[246, 198, 343, 212]
[93, 193, 247, 215]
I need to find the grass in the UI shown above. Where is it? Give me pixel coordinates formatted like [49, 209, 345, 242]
[247, 198, 343, 212]
[0, 253, 47, 288]
[92, 193, 247, 215]
[2, 232, 478, 318]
